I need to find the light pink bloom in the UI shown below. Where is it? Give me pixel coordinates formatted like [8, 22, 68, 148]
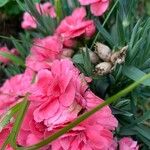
[56, 7, 95, 47]
[78, 0, 110, 16]
[21, 2, 56, 29]
[52, 91, 118, 150]
[119, 137, 139, 150]
[26, 36, 63, 71]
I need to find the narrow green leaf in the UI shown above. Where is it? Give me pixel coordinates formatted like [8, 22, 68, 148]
[95, 19, 115, 47]
[11, 37, 26, 58]
[73, 54, 84, 64]
[0, 51, 25, 67]
[134, 125, 150, 140]
[0, 102, 21, 130]
[54, 0, 63, 23]
[123, 66, 150, 86]
[0, 0, 9, 7]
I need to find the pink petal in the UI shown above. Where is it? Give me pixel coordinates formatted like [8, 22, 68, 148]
[91, 1, 109, 16]
[34, 99, 59, 122]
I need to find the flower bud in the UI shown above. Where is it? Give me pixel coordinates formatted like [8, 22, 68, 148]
[110, 46, 128, 64]
[95, 62, 112, 75]
[81, 47, 99, 64]
[95, 42, 111, 62]
[61, 48, 74, 58]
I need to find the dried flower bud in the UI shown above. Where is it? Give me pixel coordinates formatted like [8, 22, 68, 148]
[61, 48, 74, 58]
[95, 62, 112, 75]
[111, 46, 128, 64]
[81, 47, 100, 64]
[95, 42, 111, 62]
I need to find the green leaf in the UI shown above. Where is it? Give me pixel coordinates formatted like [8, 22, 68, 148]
[0, 102, 21, 131]
[73, 54, 84, 64]
[11, 37, 26, 58]
[54, 0, 64, 23]
[137, 133, 150, 147]
[95, 19, 115, 47]
[1, 96, 29, 150]
[134, 125, 150, 140]
[0, 51, 25, 67]
[122, 66, 150, 86]
[116, 12, 125, 46]
[32, 0, 40, 2]
[0, 0, 9, 7]
[112, 107, 133, 117]
[132, 111, 150, 125]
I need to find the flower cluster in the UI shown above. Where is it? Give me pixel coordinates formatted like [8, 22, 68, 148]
[0, 1, 140, 150]
[22, 2, 56, 29]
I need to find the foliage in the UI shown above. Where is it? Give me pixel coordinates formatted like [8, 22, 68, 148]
[0, 0, 150, 149]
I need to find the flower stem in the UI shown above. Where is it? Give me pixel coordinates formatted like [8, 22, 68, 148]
[20, 73, 150, 150]
[1, 95, 29, 150]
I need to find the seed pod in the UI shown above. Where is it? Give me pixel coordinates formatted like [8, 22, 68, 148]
[81, 47, 100, 64]
[111, 46, 128, 64]
[95, 42, 112, 62]
[95, 62, 112, 75]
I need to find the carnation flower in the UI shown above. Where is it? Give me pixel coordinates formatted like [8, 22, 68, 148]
[21, 2, 56, 29]
[52, 91, 118, 150]
[26, 36, 63, 71]
[0, 69, 33, 114]
[29, 59, 83, 130]
[119, 137, 139, 150]
[55, 7, 95, 47]
[78, 0, 110, 16]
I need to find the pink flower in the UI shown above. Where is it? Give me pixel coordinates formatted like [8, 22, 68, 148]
[26, 36, 63, 71]
[29, 59, 83, 130]
[0, 69, 33, 114]
[36, 2, 56, 18]
[52, 91, 118, 150]
[0, 126, 10, 147]
[55, 7, 95, 47]
[18, 104, 47, 147]
[21, 12, 37, 29]
[21, 2, 56, 29]
[119, 137, 139, 150]
[78, 0, 110, 16]
[84, 91, 118, 130]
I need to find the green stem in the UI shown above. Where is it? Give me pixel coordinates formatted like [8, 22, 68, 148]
[1, 95, 29, 150]
[55, 0, 63, 23]
[20, 73, 150, 150]
[90, 0, 119, 49]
